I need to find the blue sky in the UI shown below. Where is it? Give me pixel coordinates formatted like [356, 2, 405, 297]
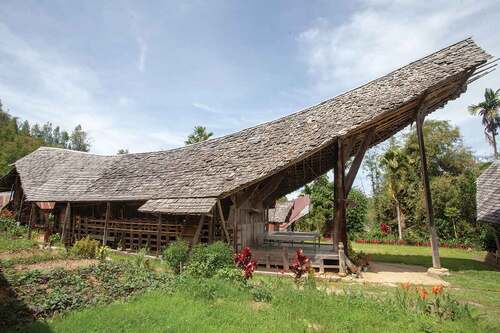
[0, 0, 499, 193]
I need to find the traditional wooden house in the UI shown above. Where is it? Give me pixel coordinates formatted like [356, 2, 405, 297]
[476, 160, 500, 259]
[267, 196, 310, 232]
[0, 38, 494, 272]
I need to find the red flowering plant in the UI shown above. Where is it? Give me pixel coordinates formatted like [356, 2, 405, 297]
[290, 248, 311, 284]
[379, 223, 390, 234]
[234, 246, 257, 279]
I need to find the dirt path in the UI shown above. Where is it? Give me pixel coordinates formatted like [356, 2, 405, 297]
[13, 259, 97, 271]
[356, 262, 448, 286]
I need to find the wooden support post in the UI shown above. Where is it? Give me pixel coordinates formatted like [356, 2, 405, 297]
[416, 109, 441, 269]
[217, 200, 231, 243]
[345, 128, 375, 194]
[192, 215, 205, 245]
[333, 140, 347, 253]
[103, 202, 110, 245]
[156, 214, 162, 256]
[61, 202, 71, 245]
[27, 203, 36, 239]
[282, 246, 289, 271]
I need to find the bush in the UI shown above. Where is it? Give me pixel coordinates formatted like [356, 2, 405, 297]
[250, 282, 273, 302]
[186, 241, 233, 278]
[214, 267, 246, 286]
[49, 233, 62, 246]
[162, 240, 189, 274]
[0, 216, 28, 238]
[234, 246, 257, 279]
[391, 283, 472, 321]
[69, 236, 99, 259]
[134, 247, 151, 270]
[290, 248, 310, 285]
[97, 245, 109, 262]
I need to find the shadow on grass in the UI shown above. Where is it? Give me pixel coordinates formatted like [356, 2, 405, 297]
[0, 268, 52, 333]
[369, 253, 499, 272]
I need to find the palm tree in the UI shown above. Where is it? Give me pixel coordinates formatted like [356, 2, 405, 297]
[380, 142, 410, 240]
[185, 126, 213, 145]
[469, 88, 500, 159]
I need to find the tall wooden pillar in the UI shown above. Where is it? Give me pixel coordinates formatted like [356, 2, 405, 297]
[103, 202, 111, 245]
[27, 203, 36, 239]
[333, 139, 347, 253]
[416, 111, 441, 269]
[61, 202, 71, 245]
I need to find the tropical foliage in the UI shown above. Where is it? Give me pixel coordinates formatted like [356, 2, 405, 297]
[0, 99, 91, 176]
[469, 88, 500, 158]
[185, 125, 213, 145]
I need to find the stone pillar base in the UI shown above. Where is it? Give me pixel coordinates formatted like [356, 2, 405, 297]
[427, 267, 450, 277]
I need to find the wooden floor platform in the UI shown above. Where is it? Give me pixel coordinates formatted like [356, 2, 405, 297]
[251, 243, 341, 273]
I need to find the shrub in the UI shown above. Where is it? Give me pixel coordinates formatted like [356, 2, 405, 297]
[186, 241, 233, 278]
[134, 247, 151, 270]
[250, 282, 273, 302]
[49, 233, 62, 246]
[0, 216, 28, 238]
[214, 267, 246, 286]
[234, 246, 257, 279]
[290, 248, 310, 285]
[392, 283, 472, 321]
[162, 240, 189, 274]
[97, 245, 109, 262]
[69, 236, 99, 259]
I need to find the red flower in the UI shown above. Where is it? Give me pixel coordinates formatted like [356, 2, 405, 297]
[234, 247, 257, 279]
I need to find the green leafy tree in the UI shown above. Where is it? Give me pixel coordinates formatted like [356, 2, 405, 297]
[469, 88, 500, 158]
[69, 124, 90, 152]
[379, 138, 412, 240]
[346, 188, 368, 237]
[117, 149, 129, 155]
[185, 126, 213, 145]
[300, 174, 333, 233]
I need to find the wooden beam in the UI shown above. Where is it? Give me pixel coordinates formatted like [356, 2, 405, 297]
[415, 96, 441, 269]
[156, 214, 162, 256]
[217, 200, 231, 243]
[27, 202, 36, 239]
[61, 202, 71, 245]
[192, 215, 205, 245]
[103, 202, 110, 245]
[250, 174, 284, 207]
[345, 128, 375, 195]
[333, 140, 347, 253]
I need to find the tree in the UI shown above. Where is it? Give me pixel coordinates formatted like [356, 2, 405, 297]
[69, 124, 90, 152]
[117, 149, 129, 155]
[346, 188, 368, 237]
[379, 139, 411, 240]
[185, 126, 213, 145]
[469, 88, 500, 158]
[300, 174, 333, 233]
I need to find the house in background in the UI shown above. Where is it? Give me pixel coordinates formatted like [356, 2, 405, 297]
[267, 195, 310, 232]
[476, 160, 500, 262]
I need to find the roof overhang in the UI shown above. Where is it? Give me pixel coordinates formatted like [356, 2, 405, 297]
[138, 197, 217, 215]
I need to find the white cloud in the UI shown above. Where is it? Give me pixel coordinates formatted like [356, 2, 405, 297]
[0, 22, 181, 155]
[192, 102, 217, 113]
[298, 0, 498, 94]
[136, 35, 148, 73]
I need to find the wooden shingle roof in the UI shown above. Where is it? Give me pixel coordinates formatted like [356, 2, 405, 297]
[10, 38, 492, 205]
[477, 161, 500, 224]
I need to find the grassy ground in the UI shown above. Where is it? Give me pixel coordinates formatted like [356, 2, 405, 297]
[352, 243, 500, 329]
[2, 234, 499, 332]
[16, 281, 489, 333]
